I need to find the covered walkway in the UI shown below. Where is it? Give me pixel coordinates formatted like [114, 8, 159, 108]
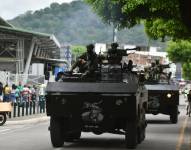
[0, 17, 62, 74]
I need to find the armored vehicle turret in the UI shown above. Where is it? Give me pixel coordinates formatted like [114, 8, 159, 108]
[46, 44, 148, 149]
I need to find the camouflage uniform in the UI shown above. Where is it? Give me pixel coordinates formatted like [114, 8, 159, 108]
[71, 44, 98, 76]
[107, 43, 127, 64]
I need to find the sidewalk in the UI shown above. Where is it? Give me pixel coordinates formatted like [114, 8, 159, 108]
[6, 113, 50, 125]
[179, 94, 188, 106]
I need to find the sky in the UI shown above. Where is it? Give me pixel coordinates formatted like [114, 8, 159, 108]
[0, 0, 75, 20]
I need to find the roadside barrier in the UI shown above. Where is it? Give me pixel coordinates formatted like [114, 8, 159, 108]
[8, 99, 46, 119]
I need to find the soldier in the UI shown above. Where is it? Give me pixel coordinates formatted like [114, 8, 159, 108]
[147, 62, 156, 81]
[123, 60, 134, 72]
[107, 42, 127, 64]
[70, 44, 98, 77]
[186, 90, 191, 116]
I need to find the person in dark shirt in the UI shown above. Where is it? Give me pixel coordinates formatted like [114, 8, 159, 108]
[186, 90, 191, 117]
[70, 44, 98, 77]
[123, 60, 134, 72]
[0, 82, 3, 101]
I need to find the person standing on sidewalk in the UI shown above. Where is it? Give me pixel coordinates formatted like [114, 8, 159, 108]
[0, 82, 3, 102]
[3, 84, 11, 102]
[21, 85, 30, 102]
[10, 84, 17, 103]
[17, 81, 23, 102]
[186, 90, 191, 117]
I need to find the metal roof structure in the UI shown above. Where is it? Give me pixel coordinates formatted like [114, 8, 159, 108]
[0, 17, 62, 74]
[0, 25, 60, 58]
[0, 17, 13, 27]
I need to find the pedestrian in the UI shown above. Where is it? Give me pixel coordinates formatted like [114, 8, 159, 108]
[3, 84, 11, 102]
[10, 84, 17, 103]
[21, 84, 30, 102]
[17, 81, 23, 102]
[15, 85, 20, 102]
[186, 90, 191, 117]
[17, 81, 23, 92]
[0, 82, 3, 102]
[183, 87, 189, 99]
[31, 85, 37, 101]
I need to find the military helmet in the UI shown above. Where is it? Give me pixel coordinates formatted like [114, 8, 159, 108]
[86, 44, 94, 54]
[111, 42, 119, 48]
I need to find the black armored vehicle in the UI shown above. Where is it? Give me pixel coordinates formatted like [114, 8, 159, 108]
[145, 62, 179, 123]
[46, 45, 148, 149]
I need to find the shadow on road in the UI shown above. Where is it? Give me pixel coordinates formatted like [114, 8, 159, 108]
[147, 119, 171, 124]
[62, 137, 126, 149]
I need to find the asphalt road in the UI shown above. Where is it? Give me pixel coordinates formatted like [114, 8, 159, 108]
[0, 106, 190, 150]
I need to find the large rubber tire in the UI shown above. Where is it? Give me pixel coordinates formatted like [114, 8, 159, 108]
[125, 122, 137, 149]
[50, 117, 64, 148]
[0, 113, 6, 126]
[170, 106, 178, 124]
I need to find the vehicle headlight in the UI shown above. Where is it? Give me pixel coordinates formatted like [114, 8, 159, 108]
[167, 93, 172, 98]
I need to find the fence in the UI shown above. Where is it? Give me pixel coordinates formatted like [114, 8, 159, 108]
[8, 98, 46, 119]
[0, 71, 45, 86]
[9, 74, 45, 85]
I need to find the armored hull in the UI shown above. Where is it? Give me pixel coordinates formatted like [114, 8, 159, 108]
[46, 72, 147, 149]
[145, 83, 179, 123]
[46, 46, 147, 149]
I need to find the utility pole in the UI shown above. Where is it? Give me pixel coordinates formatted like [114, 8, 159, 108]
[113, 25, 118, 42]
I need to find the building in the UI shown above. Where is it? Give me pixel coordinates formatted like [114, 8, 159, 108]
[0, 17, 66, 85]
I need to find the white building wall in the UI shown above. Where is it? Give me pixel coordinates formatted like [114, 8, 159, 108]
[95, 43, 107, 54]
[31, 63, 44, 75]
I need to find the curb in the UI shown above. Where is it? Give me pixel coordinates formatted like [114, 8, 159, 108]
[6, 116, 50, 125]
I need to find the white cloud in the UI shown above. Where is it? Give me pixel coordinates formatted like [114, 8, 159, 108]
[0, 0, 75, 20]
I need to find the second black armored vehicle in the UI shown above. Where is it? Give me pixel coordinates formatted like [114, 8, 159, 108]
[46, 45, 148, 149]
[145, 62, 179, 123]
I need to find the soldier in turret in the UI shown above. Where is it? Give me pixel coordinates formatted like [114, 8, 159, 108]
[70, 44, 98, 77]
[107, 42, 127, 64]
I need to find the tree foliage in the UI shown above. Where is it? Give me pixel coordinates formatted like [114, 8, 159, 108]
[167, 40, 191, 79]
[85, 0, 191, 41]
[9, 1, 165, 48]
[182, 62, 191, 80]
[167, 40, 191, 62]
[71, 45, 86, 55]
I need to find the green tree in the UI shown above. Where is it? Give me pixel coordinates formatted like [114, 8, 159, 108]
[9, 1, 165, 47]
[167, 40, 191, 80]
[182, 63, 191, 80]
[85, 0, 191, 41]
[71, 45, 86, 55]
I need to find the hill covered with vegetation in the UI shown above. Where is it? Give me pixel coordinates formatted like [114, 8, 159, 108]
[9, 1, 165, 49]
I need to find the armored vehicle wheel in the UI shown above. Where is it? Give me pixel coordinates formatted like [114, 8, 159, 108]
[65, 131, 81, 142]
[170, 106, 178, 124]
[50, 117, 64, 147]
[0, 113, 6, 126]
[125, 121, 137, 149]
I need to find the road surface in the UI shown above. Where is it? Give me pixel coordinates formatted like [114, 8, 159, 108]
[0, 106, 190, 150]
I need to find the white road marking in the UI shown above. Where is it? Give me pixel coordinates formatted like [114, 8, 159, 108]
[0, 129, 11, 133]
